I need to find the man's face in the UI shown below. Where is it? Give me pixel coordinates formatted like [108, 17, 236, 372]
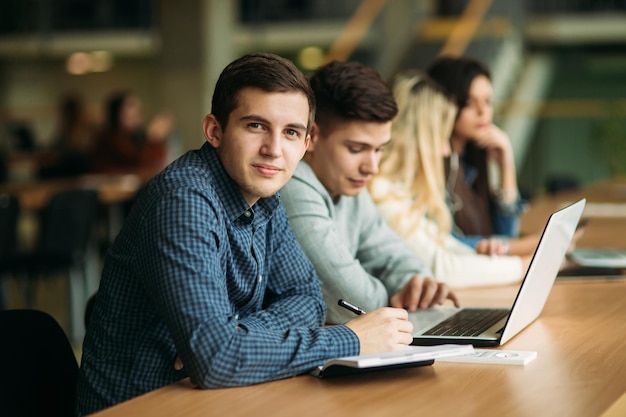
[203, 87, 310, 206]
[306, 119, 391, 200]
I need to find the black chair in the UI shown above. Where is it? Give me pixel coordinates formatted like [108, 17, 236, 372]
[10, 189, 100, 341]
[0, 194, 20, 310]
[0, 152, 8, 182]
[0, 309, 79, 417]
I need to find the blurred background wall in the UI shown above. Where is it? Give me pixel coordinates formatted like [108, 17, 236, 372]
[1, 0, 625, 197]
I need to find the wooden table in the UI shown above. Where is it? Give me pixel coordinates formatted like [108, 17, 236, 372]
[86, 178, 626, 416]
[90, 279, 626, 417]
[0, 172, 146, 211]
[521, 178, 626, 249]
[0, 167, 163, 242]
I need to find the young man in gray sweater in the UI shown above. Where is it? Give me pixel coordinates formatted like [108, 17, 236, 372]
[281, 61, 459, 324]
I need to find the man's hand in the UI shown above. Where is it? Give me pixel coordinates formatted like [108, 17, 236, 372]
[344, 307, 413, 354]
[390, 275, 460, 311]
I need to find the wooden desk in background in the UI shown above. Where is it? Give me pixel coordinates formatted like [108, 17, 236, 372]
[0, 172, 146, 211]
[0, 168, 160, 242]
[521, 177, 626, 249]
[91, 280, 626, 417]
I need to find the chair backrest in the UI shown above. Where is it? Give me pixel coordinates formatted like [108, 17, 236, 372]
[36, 189, 99, 262]
[0, 194, 19, 261]
[0, 309, 79, 417]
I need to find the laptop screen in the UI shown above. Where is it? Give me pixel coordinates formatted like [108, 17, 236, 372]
[500, 198, 586, 344]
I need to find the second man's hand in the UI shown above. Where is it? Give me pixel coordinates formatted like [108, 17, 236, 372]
[390, 275, 460, 311]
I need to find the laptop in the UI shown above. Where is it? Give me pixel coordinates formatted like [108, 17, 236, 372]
[409, 198, 586, 347]
[567, 248, 626, 269]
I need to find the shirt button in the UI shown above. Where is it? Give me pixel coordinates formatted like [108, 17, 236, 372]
[258, 275, 263, 283]
[234, 314, 239, 320]
[244, 210, 252, 217]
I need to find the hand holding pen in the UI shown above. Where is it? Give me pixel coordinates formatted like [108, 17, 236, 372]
[339, 299, 414, 354]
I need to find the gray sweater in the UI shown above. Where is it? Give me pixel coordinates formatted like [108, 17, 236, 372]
[281, 161, 431, 324]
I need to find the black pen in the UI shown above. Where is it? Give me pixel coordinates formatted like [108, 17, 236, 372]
[338, 299, 367, 316]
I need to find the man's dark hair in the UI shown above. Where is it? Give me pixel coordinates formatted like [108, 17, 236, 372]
[211, 52, 315, 131]
[426, 55, 491, 110]
[309, 60, 397, 136]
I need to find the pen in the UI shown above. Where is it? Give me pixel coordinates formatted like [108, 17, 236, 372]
[338, 299, 367, 316]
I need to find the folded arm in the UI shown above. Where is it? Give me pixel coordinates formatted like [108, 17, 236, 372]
[139, 189, 359, 388]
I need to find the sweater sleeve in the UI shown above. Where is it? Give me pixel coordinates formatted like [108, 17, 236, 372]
[280, 165, 429, 324]
[374, 193, 523, 288]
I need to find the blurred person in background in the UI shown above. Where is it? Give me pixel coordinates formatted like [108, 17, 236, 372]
[38, 93, 97, 178]
[91, 90, 175, 174]
[369, 70, 530, 288]
[427, 55, 531, 256]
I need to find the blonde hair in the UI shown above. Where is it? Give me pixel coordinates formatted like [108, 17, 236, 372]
[371, 70, 458, 242]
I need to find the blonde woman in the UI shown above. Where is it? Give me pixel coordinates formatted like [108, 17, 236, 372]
[369, 71, 531, 288]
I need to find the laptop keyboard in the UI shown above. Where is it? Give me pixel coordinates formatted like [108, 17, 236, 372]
[423, 308, 510, 337]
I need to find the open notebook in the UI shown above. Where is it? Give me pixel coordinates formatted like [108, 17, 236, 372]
[409, 198, 586, 347]
[312, 344, 473, 377]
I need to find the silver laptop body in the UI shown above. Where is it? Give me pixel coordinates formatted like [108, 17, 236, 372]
[409, 198, 586, 347]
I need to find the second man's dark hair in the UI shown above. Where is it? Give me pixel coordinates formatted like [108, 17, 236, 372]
[309, 60, 398, 136]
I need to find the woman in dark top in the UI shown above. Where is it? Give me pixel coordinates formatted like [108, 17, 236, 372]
[427, 55, 527, 252]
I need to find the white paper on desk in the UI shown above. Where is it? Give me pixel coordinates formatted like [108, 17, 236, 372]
[437, 349, 537, 365]
[312, 344, 474, 377]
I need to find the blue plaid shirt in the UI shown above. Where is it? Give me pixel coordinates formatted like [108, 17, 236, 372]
[76, 143, 359, 415]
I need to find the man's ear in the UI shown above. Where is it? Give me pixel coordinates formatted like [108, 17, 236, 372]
[306, 123, 320, 152]
[202, 114, 222, 148]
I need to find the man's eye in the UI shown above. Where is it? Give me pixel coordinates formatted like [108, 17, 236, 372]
[285, 129, 300, 138]
[348, 147, 362, 153]
[249, 122, 263, 129]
